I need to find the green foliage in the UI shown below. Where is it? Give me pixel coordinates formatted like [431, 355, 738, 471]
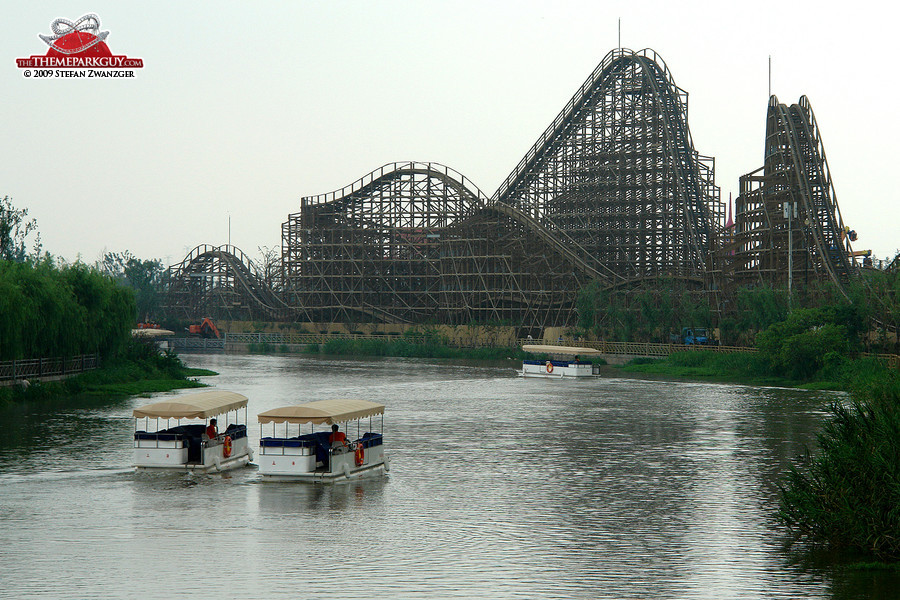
[576, 278, 713, 343]
[0, 195, 41, 262]
[0, 259, 134, 360]
[626, 356, 663, 366]
[756, 306, 866, 380]
[621, 349, 787, 386]
[779, 366, 900, 560]
[98, 250, 164, 321]
[0, 338, 208, 404]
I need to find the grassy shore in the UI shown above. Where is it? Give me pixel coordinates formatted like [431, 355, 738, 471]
[0, 342, 216, 405]
[616, 349, 897, 394]
[616, 350, 808, 388]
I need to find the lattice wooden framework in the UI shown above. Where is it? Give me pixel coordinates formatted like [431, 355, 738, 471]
[281, 162, 488, 323]
[494, 48, 722, 285]
[277, 49, 724, 327]
[727, 96, 858, 295]
[164, 244, 297, 321]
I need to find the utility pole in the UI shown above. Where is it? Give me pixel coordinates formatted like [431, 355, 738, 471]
[784, 201, 796, 306]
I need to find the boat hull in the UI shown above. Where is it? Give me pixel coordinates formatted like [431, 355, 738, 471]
[134, 452, 251, 474]
[520, 360, 596, 378]
[134, 432, 253, 473]
[258, 438, 388, 484]
[259, 460, 387, 483]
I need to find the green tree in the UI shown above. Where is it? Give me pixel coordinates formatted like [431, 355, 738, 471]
[0, 195, 41, 262]
[756, 307, 861, 379]
[0, 258, 134, 360]
[99, 250, 164, 321]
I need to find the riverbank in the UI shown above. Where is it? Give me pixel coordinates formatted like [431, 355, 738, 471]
[612, 349, 900, 392]
[614, 351, 813, 389]
[0, 343, 215, 405]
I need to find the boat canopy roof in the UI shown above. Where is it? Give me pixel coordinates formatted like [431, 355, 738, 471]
[133, 391, 248, 419]
[522, 344, 603, 356]
[131, 328, 175, 338]
[257, 399, 385, 425]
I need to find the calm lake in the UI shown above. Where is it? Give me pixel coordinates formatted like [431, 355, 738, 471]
[1, 353, 897, 599]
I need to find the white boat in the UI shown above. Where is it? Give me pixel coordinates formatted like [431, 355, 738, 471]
[520, 344, 603, 378]
[133, 390, 252, 473]
[256, 399, 387, 483]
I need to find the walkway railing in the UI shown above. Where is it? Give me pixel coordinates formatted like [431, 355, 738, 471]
[566, 340, 754, 357]
[222, 332, 442, 346]
[169, 338, 226, 352]
[0, 354, 100, 383]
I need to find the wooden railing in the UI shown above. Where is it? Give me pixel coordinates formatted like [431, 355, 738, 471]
[564, 340, 755, 357]
[0, 354, 100, 383]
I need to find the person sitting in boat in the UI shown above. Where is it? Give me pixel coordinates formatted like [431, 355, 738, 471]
[329, 424, 348, 453]
[205, 419, 218, 441]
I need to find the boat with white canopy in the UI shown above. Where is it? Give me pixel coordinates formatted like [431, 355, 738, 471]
[257, 399, 387, 483]
[133, 390, 252, 472]
[520, 344, 603, 378]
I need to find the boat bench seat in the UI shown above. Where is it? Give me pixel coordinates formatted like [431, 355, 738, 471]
[260, 437, 316, 448]
[523, 359, 572, 367]
[223, 423, 247, 440]
[360, 432, 383, 448]
[134, 431, 181, 441]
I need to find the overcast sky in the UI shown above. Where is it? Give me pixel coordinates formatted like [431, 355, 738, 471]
[3, 1, 897, 267]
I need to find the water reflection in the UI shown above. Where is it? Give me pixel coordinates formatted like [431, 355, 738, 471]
[0, 354, 884, 599]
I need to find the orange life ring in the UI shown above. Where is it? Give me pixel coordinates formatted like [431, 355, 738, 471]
[222, 435, 232, 458]
[354, 443, 365, 467]
[546, 361, 553, 373]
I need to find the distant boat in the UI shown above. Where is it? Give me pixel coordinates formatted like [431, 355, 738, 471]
[520, 344, 603, 378]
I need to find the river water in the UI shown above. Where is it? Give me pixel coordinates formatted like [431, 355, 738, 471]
[0, 354, 897, 599]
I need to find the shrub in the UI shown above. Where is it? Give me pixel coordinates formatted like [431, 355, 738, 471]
[780, 366, 900, 560]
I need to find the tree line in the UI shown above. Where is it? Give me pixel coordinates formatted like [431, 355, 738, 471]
[576, 270, 899, 354]
[1, 196, 161, 361]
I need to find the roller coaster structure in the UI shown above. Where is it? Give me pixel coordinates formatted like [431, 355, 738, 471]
[165, 244, 297, 322]
[162, 49, 869, 328]
[727, 95, 859, 296]
[272, 48, 722, 327]
[494, 48, 721, 284]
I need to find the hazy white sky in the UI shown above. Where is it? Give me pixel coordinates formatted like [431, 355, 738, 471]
[3, 1, 897, 266]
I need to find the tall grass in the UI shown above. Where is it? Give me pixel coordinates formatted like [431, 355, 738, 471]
[779, 365, 900, 560]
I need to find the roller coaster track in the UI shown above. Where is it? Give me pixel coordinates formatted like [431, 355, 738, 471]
[766, 95, 856, 295]
[301, 161, 489, 223]
[486, 202, 616, 283]
[165, 244, 298, 321]
[282, 162, 496, 324]
[493, 48, 719, 276]
[163, 50, 745, 328]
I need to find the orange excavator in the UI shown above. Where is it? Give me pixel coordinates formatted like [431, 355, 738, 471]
[188, 318, 220, 339]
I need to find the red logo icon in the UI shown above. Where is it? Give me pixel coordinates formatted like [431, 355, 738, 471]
[16, 13, 143, 71]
